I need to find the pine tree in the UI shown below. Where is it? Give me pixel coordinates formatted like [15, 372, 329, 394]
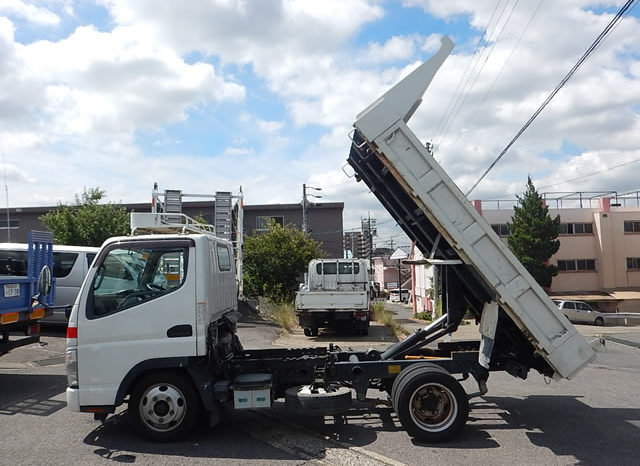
[507, 176, 560, 289]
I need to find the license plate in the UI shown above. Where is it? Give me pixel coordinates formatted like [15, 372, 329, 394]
[4, 284, 20, 298]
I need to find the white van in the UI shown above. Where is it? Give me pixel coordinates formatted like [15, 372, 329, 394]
[0, 243, 99, 323]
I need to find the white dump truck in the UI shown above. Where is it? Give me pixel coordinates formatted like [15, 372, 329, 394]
[296, 258, 372, 336]
[66, 37, 603, 443]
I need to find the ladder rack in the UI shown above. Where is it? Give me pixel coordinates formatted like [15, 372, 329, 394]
[130, 212, 216, 236]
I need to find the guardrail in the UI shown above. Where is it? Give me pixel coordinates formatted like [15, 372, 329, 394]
[604, 313, 640, 326]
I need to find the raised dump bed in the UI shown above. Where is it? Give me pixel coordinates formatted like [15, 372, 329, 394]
[348, 36, 601, 380]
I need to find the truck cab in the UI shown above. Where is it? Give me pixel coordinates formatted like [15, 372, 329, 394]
[66, 234, 238, 429]
[295, 258, 371, 336]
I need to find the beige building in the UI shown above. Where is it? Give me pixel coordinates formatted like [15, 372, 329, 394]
[481, 196, 640, 312]
[411, 194, 640, 315]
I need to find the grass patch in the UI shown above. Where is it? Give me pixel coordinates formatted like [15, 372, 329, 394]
[373, 302, 411, 337]
[261, 299, 297, 332]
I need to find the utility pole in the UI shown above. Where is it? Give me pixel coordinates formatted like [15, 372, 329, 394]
[302, 184, 322, 233]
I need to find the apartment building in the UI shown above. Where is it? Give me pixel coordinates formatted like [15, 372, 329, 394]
[411, 193, 640, 315]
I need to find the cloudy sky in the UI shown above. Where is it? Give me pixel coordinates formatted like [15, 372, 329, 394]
[1, 0, 639, 249]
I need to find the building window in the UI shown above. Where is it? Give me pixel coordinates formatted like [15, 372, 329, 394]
[624, 220, 640, 233]
[559, 222, 593, 235]
[627, 257, 640, 271]
[557, 259, 596, 272]
[491, 224, 510, 236]
[0, 219, 19, 229]
[256, 216, 284, 231]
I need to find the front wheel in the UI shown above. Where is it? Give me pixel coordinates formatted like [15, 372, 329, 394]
[393, 366, 468, 442]
[129, 371, 200, 442]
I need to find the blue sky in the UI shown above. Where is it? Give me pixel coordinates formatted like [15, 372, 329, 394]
[1, 1, 639, 248]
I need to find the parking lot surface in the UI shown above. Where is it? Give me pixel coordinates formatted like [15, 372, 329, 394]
[1, 310, 639, 465]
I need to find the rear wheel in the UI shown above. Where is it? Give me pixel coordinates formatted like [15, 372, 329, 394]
[129, 371, 200, 442]
[393, 365, 468, 442]
[594, 317, 604, 326]
[356, 319, 370, 335]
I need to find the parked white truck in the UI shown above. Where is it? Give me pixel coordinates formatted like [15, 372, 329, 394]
[66, 37, 603, 443]
[296, 258, 371, 336]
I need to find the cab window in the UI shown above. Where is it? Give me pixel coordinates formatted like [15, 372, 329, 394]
[88, 245, 188, 318]
[216, 244, 232, 272]
[316, 263, 337, 274]
[53, 252, 78, 278]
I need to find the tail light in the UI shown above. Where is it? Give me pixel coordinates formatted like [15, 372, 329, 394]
[66, 349, 78, 387]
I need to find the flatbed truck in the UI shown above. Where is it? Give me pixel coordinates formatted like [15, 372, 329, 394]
[296, 258, 371, 336]
[0, 231, 55, 355]
[65, 37, 603, 443]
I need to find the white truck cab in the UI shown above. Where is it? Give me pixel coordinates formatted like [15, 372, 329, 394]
[295, 258, 371, 336]
[66, 233, 237, 433]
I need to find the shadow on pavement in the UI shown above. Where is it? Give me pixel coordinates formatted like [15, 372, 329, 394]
[83, 410, 307, 463]
[81, 392, 639, 463]
[0, 373, 67, 417]
[476, 395, 639, 465]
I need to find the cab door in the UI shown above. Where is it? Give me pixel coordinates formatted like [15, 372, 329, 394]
[76, 239, 197, 407]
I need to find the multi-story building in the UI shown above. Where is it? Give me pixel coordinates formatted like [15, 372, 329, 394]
[411, 193, 640, 315]
[0, 200, 345, 258]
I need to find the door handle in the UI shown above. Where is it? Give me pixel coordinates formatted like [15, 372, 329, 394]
[167, 324, 193, 338]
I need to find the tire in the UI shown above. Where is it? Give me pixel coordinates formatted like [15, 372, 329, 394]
[285, 385, 352, 415]
[304, 327, 312, 337]
[311, 325, 319, 337]
[594, 317, 604, 326]
[129, 371, 200, 442]
[356, 320, 369, 336]
[393, 366, 468, 442]
[391, 363, 448, 412]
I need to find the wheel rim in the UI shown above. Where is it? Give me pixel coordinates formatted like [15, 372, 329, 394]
[408, 382, 458, 432]
[138, 383, 187, 432]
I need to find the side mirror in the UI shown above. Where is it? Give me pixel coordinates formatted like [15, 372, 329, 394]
[38, 265, 52, 296]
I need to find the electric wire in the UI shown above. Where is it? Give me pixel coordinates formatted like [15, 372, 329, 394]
[434, 1, 510, 148]
[432, 1, 504, 144]
[449, 0, 544, 150]
[537, 157, 640, 190]
[436, 0, 520, 151]
[465, 0, 638, 197]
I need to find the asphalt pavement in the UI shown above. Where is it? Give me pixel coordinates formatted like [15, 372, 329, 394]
[1, 304, 639, 465]
[384, 300, 640, 348]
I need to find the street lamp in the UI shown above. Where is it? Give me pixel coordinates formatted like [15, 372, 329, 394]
[302, 184, 322, 233]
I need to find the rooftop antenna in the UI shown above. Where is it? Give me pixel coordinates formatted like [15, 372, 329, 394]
[1, 143, 9, 242]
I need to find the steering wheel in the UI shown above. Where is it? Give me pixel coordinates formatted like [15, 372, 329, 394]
[118, 291, 148, 309]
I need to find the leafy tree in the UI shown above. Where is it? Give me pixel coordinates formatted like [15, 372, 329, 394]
[40, 187, 130, 247]
[507, 176, 560, 289]
[243, 220, 324, 302]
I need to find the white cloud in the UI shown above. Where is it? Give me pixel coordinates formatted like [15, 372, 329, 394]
[0, 0, 59, 25]
[1, 1, 639, 247]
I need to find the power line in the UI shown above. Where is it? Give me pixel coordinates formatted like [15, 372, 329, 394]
[537, 157, 640, 190]
[436, 0, 520, 150]
[450, 0, 544, 150]
[466, 0, 638, 197]
[432, 1, 504, 143]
